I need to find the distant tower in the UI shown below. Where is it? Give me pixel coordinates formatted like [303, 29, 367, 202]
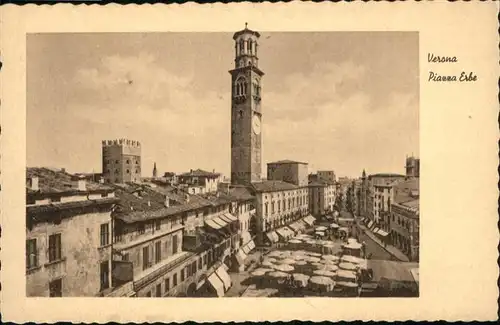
[230, 23, 264, 185]
[405, 156, 420, 178]
[102, 139, 142, 184]
[153, 162, 157, 179]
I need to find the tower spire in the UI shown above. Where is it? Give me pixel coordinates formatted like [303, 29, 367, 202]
[153, 162, 157, 178]
[245, 22, 248, 29]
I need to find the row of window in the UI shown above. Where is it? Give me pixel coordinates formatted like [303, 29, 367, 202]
[236, 38, 258, 55]
[26, 233, 63, 270]
[265, 190, 307, 200]
[105, 159, 140, 165]
[142, 235, 179, 271]
[264, 196, 308, 216]
[105, 168, 140, 174]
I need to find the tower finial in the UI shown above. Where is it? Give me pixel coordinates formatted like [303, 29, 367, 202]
[245, 22, 248, 29]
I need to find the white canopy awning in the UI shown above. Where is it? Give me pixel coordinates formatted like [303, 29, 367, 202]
[207, 273, 225, 297]
[215, 265, 232, 292]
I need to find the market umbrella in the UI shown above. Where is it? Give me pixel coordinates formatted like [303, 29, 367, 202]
[320, 259, 337, 266]
[267, 251, 282, 258]
[316, 264, 339, 272]
[337, 281, 358, 288]
[307, 252, 322, 257]
[309, 276, 335, 291]
[280, 250, 292, 256]
[315, 231, 325, 237]
[264, 257, 278, 263]
[291, 254, 307, 261]
[339, 262, 357, 271]
[341, 255, 363, 264]
[311, 262, 324, 268]
[343, 242, 362, 250]
[347, 238, 358, 244]
[251, 268, 274, 276]
[307, 256, 321, 263]
[336, 270, 357, 281]
[261, 260, 275, 267]
[316, 226, 327, 231]
[292, 250, 307, 256]
[273, 263, 295, 272]
[280, 258, 297, 265]
[292, 273, 310, 288]
[288, 239, 302, 244]
[322, 254, 340, 261]
[295, 260, 308, 266]
[268, 271, 289, 279]
[313, 270, 337, 278]
[330, 223, 339, 228]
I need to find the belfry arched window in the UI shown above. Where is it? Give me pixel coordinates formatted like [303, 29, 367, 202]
[239, 39, 244, 53]
[235, 76, 247, 97]
[247, 39, 253, 54]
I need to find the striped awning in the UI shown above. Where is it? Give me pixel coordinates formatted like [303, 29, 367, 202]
[377, 229, 389, 237]
[303, 215, 316, 226]
[242, 244, 251, 254]
[283, 226, 295, 236]
[247, 239, 255, 251]
[289, 222, 305, 232]
[206, 219, 223, 230]
[367, 220, 374, 229]
[219, 214, 233, 224]
[212, 217, 228, 228]
[224, 213, 238, 222]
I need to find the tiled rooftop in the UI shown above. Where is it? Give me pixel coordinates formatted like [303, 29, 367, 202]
[111, 183, 215, 223]
[179, 169, 220, 178]
[26, 167, 113, 194]
[251, 180, 298, 193]
[267, 159, 308, 165]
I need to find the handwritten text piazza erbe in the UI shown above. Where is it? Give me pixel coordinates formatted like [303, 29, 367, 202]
[427, 53, 477, 82]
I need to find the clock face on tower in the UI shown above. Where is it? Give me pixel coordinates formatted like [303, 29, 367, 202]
[252, 115, 261, 135]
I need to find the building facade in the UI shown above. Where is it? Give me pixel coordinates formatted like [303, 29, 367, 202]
[102, 139, 142, 184]
[308, 180, 336, 217]
[177, 169, 222, 194]
[107, 182, 243, 297]
[389, 178, 419, 261]
[26, 168, 118, 297]
[230, 25, 264, 185]
[317, 170, 336, 183]
[267, 160, 308, 187]
[250, 180, 309, 244]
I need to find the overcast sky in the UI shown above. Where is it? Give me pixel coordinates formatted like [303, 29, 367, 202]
[27, 31, 419, 179]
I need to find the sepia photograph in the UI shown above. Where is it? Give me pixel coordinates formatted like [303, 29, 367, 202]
[26, 28, 420, 298]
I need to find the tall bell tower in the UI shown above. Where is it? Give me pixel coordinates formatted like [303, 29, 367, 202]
[230, 23, 264, 185]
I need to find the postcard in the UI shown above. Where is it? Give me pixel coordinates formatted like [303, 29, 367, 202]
[0, 1, 498, 322]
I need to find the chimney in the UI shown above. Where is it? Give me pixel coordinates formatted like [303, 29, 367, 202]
[190, 169, 193, 173]
[61, 168, 66, 173]
[72, 176, 87, 191]
[27, 176, 39, 191]
[213, 169, 215, 174]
